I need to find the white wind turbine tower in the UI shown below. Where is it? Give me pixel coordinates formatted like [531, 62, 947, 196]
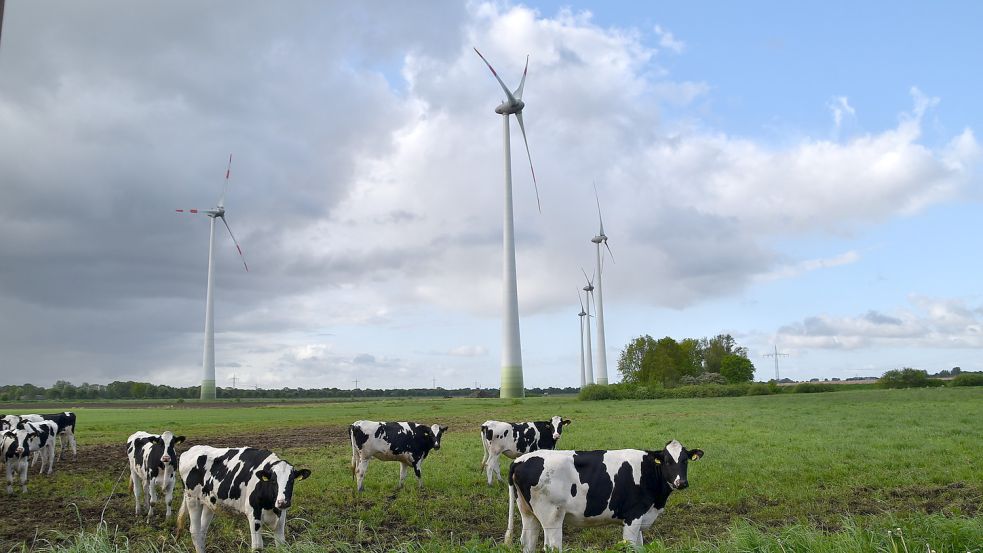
[176, 154, 248, 400]
[590, 185, 614, 385]
[581, 269, 596, 386]
[474, 48, 541, 399]
[578, 290, 588, 388]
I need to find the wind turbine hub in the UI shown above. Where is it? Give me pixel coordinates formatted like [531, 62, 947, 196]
[591, 235, 605, 244]
[495, 99, 524, 115]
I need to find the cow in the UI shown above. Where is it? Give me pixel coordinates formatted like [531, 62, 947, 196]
[1, 423, 54, 493]
[176, 445, 311, 553]
[349, 420, 447, 492]
[1, 412, 77, 460]
[480, 416, 571, 485]
[505, 440, 704, 552]
[25, 420, 58, 475]
[126, 431, 185, 518]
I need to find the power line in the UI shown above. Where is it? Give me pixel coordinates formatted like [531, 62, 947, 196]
[763, 345, 790, 381]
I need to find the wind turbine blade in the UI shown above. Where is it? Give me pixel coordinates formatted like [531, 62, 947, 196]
[578, 289, 585, 311]
[514, 111, 540, 213]
[604, 241, 615, 263]
[175, 209, 200, 214]
[473, 47, 516, 104]
[219, 153, 232, 208]
[593, 181, 605, 236]
[220, 216, 249, 272]
[513, 55, 529, 100]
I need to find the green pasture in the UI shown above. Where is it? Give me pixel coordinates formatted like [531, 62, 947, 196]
[2, 387, 981, 552]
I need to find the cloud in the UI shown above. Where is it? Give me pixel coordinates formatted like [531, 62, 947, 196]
[777, 297, 983, 350]
[446, 345, 489, 357]
[654, 25, 685, 54]
[757, 251, 861, 282]
[0, 2, 978, 388]
[828, 96, 855, 131]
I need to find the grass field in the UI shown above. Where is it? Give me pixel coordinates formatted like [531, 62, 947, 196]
[2, 387, 981, 552]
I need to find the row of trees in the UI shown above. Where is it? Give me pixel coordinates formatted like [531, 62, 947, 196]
[617, 334, 756, 388]
[0, 380, 579, 402]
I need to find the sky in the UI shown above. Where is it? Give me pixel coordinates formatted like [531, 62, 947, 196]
[1, 1, 981, 390]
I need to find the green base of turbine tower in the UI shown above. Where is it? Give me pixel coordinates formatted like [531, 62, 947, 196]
[500, 366, 524, 398]
[200, 379, 216, 400]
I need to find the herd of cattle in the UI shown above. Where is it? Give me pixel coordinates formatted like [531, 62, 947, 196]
[2, 412, 703, 552]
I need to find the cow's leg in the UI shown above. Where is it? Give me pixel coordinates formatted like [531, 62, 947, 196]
[17, 459, 28, 493]
[397, 462, 409, 489]
[197, 507, 215, 552]
[480, 434, 489, 471]
[130, 472, 143, 515]
[186, 500, 205, 553]
[67, 429, 78, 460]
[622, 522, 644, 549]
[355, 457, 370, 492]
[5, 462, 13, 494]
[248, 514, 264, 550]
[144, 479, 155, 518]
[45, 444, 55, 474]
[413, 459, 424, 488]
[163, 477, 176, 518]
[273, 510, 288, 546]
[518, 510, 541, 553]
[537, 506, 565, 552]
[485, 453, 497, 486]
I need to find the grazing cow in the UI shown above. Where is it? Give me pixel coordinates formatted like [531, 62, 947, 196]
[24, 420, 58, 475]
[349, 420, 447, 491]
[177, 445, 311, 553]
[480, 416, 571, 485]
[505, 440, 704, 552]
[127, 431, 185, 517]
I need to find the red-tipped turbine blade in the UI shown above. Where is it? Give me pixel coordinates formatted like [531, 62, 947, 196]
[175, 209, 200, 214]
[474, 47, 517, 104]
[220, 216, 248, 272]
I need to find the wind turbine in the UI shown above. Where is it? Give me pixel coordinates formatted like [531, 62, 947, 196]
[578, 290, 588, 388]
[591, 183, 614, 385]
[176, 154, 248, 400]
[0, 0, 6, 48]
[581, 269, 595, 385]
[474, 48, 541, 398]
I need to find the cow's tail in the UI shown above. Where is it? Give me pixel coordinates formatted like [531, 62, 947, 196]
[348, 425, 357, 480]
[504, 462, 517, 543]
[175, 494, 188, 538]
[479, 424, 489, 471]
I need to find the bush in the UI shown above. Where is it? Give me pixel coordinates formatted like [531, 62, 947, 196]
[878, 368, 945, 389]
[746, 383, 774, 396]
[792, 382, 838, 393]
[951, 372, 983, 386]
[579, 382, 752, 400]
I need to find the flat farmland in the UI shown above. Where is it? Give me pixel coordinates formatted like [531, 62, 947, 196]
[1, 387, 981, 552]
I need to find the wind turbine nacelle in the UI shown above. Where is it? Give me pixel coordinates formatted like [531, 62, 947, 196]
[495, 99, 524, 115]
[591, 235, 605, 244]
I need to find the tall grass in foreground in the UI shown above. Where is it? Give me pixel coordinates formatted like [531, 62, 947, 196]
[17, 514, 983, 553]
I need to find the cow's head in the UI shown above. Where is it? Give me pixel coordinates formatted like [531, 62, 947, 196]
[430, 424, 448, 450]
[548, 416, 572, 441]
[256, 461, 311, 510]
[154, 431, 186, 465]
[3, 426, 37, 457]
[652, 440, 703, 490]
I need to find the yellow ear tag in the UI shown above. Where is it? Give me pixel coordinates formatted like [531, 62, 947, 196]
[654, 458, 662, 465]
[261, 474, 270, 482]
[690, 453, 700, 461]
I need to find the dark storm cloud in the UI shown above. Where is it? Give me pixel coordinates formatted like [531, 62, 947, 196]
[0, 1, 468, 385]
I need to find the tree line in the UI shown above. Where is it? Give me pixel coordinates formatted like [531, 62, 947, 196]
[616, 333, 756, 388]
[0, 380, 579, 401]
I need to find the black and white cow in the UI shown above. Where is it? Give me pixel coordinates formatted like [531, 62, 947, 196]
[349, 420, 447, 491]
[480, 416, 571, 485]
[1, 422, 57, 492]
[127, 431, 185, 517]
[177, 445, 311, 553]
[505, 440, 704, 552]
[1, 412, 77, 460]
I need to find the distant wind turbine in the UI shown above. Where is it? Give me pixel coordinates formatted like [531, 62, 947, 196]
[581, 269, 596, 385]
[578, 290, 588, 388]
[0, 0, 7, 49]
[591, 183, 614, 385]
[176, 154, 248, 400]
[474, 48, 541, 399]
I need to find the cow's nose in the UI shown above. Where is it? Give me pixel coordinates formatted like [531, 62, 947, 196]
[552, 433, 560, 440]
[161, 455, 170, 463]
[15, 447, 23, 454]
[676, 479, 688, 490]
[276, 498, 290, 509]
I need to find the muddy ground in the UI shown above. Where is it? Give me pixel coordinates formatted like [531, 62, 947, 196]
[1, 424, 979, 550]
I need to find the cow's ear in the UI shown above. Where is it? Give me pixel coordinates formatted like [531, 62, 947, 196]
[562, 419, 572, 426]
[651, 451, 664, 465]
[257, 470, 273, 482]
[152, 436, 163, 444]
[293, 469, 311, 481]
[439, 425, 448, 433]
[174, 436, 186, 444]
[688, 449, 704, 461]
